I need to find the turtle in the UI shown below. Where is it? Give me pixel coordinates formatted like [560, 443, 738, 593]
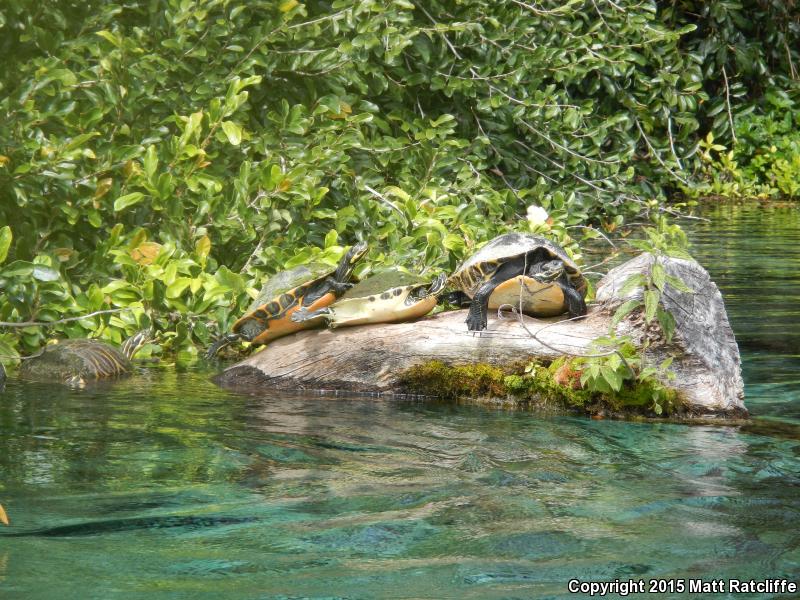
[205, 242, 368, 358]
[291, 269, 447, 328]
[18, 330, 151, 385]
[449, 232, 588, 332]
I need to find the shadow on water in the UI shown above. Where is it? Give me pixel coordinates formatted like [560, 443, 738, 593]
[0, 202, 798, 598]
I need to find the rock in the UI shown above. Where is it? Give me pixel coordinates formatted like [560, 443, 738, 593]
[214, 253, 746, 419]
[596, 253, 745, 416]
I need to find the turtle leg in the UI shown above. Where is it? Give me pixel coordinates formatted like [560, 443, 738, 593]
[291, 307, 332, 323]
[465, 258, 528, 331]
[557, 272, 587, 318]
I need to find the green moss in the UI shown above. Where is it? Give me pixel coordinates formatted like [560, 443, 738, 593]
[399, 360, 507, 399]
[398, 358, 684, 418]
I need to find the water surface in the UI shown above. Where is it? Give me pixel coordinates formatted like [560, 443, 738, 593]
[1, 202, 799, 599]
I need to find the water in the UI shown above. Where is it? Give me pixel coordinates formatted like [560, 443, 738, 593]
[1, 203, 799, 599]
[688, 202, 800, 423]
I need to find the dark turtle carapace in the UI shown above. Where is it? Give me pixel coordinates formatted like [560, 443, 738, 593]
[18, 331, 150, 385]
[449, 233, 588, 331]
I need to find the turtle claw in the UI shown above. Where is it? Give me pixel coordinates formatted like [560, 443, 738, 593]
[465, 311, 487, 333]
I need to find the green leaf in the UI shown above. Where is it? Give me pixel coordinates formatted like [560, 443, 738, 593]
[619, 273, 646, 297]
[324, 229, 338, 248]
[651, 261, 666, 291]
[32, 265, 60, 282]
[665, 274, 693, 293]
[657, 307, 677, 342]
[166, 277, 192, 299]
[611, 299, 640, 329]
[195, 235, 211, 259]
[95, 30, 121, 47]
[644, 289, 660, 323]
[600, 365, 623, 392]
[221, 121, 242, 146]
[64, 132, 100, 152]
[0, 226, 11, 264]
[114, 192, 146, 212]
[143, 146, 158, 180]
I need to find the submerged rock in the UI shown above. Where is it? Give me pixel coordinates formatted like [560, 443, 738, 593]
[215, 253, 746, 419]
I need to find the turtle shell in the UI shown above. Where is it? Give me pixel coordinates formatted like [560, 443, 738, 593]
[451, 233, 587, 299]
[340, 269, 428, 299]
[294, 269, 443, 329]
[232, 262, 341, 343]
[19, 339, 132, 383]
[245, 262, 337, 316]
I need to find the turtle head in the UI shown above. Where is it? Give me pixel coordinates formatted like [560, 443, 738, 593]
[348, 241, 368, 263]
[332, 242, 368, 288]
[406, 273, 447, 304]
[121, 328, 154, 360]
[529, 259, 564, 283]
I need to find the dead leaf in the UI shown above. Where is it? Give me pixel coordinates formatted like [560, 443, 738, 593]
[0, 503, 8, 526]
[94, 177, 113, 200]
[130, 241, 162, 265]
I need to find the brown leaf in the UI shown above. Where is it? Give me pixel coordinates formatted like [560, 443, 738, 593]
[94, 177, 113, 200]
[0, 503, 9, 526]
[54, 247, 76, 262]
[130, 241, 162, 265]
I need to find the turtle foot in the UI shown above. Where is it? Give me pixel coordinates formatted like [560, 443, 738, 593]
[465, 312, 487, 332]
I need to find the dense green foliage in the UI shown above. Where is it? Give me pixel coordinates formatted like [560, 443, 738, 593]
[1, 0, 798, 362]
[687, 107, 800, 200]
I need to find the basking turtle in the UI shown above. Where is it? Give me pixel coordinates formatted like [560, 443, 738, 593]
[450, 233, 588, 331]
[291, 270, 447, 328]
[18, 331, 150, 385]
[206, 242, 368, 357]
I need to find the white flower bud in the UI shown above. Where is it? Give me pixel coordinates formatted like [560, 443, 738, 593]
[526, 205, 549, 225]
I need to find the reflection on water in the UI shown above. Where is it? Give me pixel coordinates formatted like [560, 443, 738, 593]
[1, 368, 799, 599]
[0, 202, 799, 598]
[689, 202, 800, 422]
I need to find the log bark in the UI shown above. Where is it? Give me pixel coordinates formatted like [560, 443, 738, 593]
[215, 253, 746, 418]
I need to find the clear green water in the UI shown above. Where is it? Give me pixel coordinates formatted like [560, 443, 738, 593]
[1, 204, 799, 599]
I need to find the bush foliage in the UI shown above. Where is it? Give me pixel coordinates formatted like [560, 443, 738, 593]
[1, 0, 798, 359]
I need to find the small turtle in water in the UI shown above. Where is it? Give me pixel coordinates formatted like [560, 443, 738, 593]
[206, 242, 368, 357]
[18, 331, 151, 385]
[291, 269, 447, 328]
[449, 233, 588, 331]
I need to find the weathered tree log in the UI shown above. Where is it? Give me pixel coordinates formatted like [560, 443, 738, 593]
[215, 253, 746, 418]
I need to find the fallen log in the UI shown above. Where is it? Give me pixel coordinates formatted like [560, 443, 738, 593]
[214, 253, 746, 419]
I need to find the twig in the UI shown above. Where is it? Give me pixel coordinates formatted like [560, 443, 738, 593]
[721, 66, 737, 143]
[634, 119, 690, 185]
[362, 184, 409, 226]
[497, 305, 636, 376]
[666, 116, 683, 169]
[0, 308, 129, 328]
[565, 225, 617, 248]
